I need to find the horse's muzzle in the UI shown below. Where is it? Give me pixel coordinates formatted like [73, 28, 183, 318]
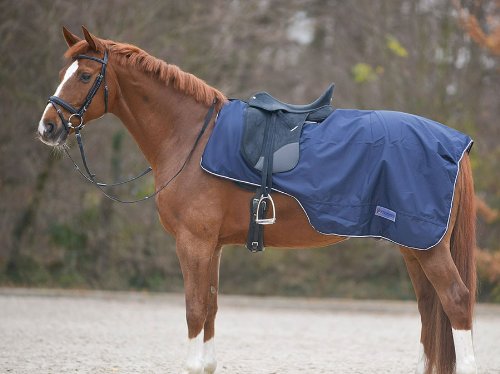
[38, 119, 68, 146]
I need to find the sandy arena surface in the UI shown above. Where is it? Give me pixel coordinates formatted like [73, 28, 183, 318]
[0, 288, 499, 373]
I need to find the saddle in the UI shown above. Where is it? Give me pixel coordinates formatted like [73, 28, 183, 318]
[242, 84, 335, 252]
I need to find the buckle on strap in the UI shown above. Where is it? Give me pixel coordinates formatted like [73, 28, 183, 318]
[255, 194, 276, 225]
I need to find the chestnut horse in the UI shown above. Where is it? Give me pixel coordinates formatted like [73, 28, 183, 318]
[38, 27, 477, 374]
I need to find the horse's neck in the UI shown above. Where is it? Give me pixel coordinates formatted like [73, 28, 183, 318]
[111, 64, 208, 177]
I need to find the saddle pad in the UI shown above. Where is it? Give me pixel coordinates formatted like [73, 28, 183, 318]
[201, 100, 473, 249]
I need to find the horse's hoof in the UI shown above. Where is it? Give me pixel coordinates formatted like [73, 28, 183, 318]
[184, 360, 204, 374]
[203, 361, 217, 374]
[455, 362, 477, 374]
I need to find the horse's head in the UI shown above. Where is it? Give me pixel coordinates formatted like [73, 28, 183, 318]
[38, 26, 114, 146]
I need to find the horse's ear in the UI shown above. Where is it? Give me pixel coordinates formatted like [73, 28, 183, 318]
[81, 25, 102, 52]
[62, 26, 81, 48]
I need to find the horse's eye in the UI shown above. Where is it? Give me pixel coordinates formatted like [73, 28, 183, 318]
[80, 73, 91, 83]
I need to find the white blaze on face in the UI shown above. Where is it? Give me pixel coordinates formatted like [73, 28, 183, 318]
[55, 60, 79, 96]
[38, 60, 79, 135]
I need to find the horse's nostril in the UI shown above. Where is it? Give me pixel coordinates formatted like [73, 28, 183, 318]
[45, 122, 55, 134]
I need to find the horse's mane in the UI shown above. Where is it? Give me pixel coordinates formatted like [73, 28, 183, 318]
[65, 40, 227, 107]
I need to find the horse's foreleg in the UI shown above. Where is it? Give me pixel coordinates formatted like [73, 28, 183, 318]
[201, 247, 221, 373]
[176, 232, 219, 374]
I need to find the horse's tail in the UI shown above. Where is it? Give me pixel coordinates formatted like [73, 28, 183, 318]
[426, 154, 477, 374]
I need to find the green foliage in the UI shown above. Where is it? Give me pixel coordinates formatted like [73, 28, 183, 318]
[351, 63, 383, 84]
[477, 274, 500, 303]
[386, 35, 408, 57]
[492, 285, 500, 303]
[5, 255, 51, 285]
[135, 180, 155, 199]
[128, 268, 168, 292]
[49, 223, 87, 251]
[112, 130, 125, 151]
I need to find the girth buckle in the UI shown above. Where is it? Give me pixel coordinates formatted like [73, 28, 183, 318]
[255, 194, 276, 225]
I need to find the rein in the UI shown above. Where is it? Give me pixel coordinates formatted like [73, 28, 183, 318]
[48, 50, 218, 203]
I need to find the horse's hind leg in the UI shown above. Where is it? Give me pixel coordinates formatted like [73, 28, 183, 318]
[400, 238, 476, 374]
[412, 240, 476, 374]
[176, 230, 220, 374]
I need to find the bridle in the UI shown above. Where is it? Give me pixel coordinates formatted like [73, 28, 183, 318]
[49, 51, 109, 133]
[47, 49, 217, 203]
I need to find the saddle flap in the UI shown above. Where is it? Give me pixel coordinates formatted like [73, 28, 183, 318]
[242, 108, 308, 173]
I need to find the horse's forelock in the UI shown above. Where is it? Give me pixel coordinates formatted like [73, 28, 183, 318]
[63, 38, 111, 60]
[64, 40, 91, 59]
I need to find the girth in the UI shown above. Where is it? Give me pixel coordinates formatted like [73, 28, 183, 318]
[242, 84, 335, 252]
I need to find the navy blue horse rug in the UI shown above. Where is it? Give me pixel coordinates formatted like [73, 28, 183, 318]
[201, 99, 473, 249]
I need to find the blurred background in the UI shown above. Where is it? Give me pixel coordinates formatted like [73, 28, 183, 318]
[0, 0, 498, 301]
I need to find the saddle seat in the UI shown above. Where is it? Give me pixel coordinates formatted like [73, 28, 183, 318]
[249, 84, 334, 113]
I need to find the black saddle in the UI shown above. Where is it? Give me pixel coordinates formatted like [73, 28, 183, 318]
[248, 84, 334, 113]
[242, 84, 335, 173]
[241, 84, 335, 252]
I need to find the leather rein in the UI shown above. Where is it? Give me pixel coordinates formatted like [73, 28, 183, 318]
[48, 50, 217, 203]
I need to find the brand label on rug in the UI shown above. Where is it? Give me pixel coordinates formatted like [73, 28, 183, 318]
[375, 206, 396, 222]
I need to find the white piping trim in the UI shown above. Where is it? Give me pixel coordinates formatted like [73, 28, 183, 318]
[199, 137, 473, 250]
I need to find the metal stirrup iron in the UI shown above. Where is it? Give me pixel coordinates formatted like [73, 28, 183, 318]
[255, 194, 276, 225]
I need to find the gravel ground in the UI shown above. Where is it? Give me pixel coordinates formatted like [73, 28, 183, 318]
[0, 288, 499, 374]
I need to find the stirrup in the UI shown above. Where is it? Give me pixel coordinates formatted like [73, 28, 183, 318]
[255, 194, 276, 225]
